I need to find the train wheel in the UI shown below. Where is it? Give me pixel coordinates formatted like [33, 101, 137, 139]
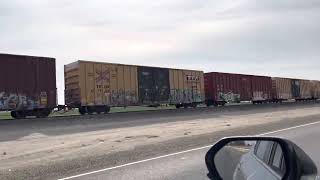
[36, 112, 46, 118]
[175, 104, 181, 109]
[79, 107, 86, 115]
[191, 103, 197, 108]
[183, 104, 189, 108]
[35, 109, 50, 118]
[104, 106, 111, 113]
[11, 111, 26, 119]
[87, 107, 94, 115]
[11, 111, 18, 119]
[206, 100, 214, 107]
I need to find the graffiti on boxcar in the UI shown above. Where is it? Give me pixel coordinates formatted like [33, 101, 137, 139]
[139, 88, 170, 103]
[125, 90, 137, 104]
[170, 89, 203, 103]
[253, 91, 269, 101]
[108, 90, 137, 106]
[0, 92, 42, 110]
[169, 89, 183, 103]
[218, 92, 240, 103]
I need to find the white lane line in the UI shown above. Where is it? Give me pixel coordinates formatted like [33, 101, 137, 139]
[58, 120, 320, 180]
[257, 120, 320, 136]
[58, 145, 213, 180]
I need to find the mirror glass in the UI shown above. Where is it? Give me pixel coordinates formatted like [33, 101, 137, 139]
[214, 140, 286, 180]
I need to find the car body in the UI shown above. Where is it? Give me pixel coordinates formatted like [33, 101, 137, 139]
[233, 141, 286, 180]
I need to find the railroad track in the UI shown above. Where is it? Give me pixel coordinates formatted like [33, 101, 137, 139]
[0, 100, 318, 124]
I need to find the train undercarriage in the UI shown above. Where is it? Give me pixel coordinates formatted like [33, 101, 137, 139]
[10, 108, 52, 119]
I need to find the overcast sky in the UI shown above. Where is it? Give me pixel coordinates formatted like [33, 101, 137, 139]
[1, 0, 320, 104]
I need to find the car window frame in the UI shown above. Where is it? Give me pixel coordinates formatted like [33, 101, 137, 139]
[254, 140, 273, 163]
[269, 143, 286, 176]
[252, 141, 283, 179]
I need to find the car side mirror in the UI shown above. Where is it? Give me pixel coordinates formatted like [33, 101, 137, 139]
[205, 137, 317, 180]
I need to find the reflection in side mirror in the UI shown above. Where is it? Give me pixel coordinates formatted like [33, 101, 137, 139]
[205, 137, 318, 180]
[214, 140, 285, 180]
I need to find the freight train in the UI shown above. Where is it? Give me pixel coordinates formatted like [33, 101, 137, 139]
[0, 53, 319, 119]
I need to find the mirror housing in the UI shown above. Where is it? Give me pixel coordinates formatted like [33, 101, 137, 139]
[205, 136, 317, 180]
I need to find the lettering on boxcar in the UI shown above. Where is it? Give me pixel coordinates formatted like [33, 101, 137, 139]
[186, 75, 200, 81]
[40, 92, 48, 106]
[94, 68, 111, 104]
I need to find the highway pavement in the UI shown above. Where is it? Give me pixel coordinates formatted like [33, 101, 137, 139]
[60, 117, 320, 180]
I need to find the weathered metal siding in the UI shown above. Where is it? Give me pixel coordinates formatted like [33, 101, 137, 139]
[271, 77, 292, 100]
[169, 69, 204, 104]
[204, 73, 214, 102]
[64, 62, 81, 106]
[138, 67, 170, 104]
[65, 61, 139, 107]
[299, 80, 313, 99]
[204, 72, 252, 103]
[0, 53, 56, 111]
[312, 81, 320, 99]
[251, 76, 272, 101]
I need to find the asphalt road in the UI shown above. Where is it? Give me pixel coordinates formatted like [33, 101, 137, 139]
[66, 118, 320, 180]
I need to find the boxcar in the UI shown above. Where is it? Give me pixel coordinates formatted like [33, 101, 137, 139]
[250, 75, 272, 103]
[64, 60, 204, 114]
[272, 77, 293, 101]
[204, 72, 253, 106]
[0, 53, 56, 118]
[272, 78, 315, 102]
[205, 72, 272, 106]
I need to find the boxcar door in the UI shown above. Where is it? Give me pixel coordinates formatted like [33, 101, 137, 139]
[153, 68, 170, 103]
[138, 67, 155, 104]
[138, 67, 170, 104]
[240, 75, 252, 101]
[291, 80, 300, 98]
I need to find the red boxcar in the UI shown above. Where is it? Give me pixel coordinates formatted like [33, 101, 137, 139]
[204, 72, 252, 106]
[251, 75, 273, 103]
[0, 53, 56, 118]
[204, 72, 272, 106]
